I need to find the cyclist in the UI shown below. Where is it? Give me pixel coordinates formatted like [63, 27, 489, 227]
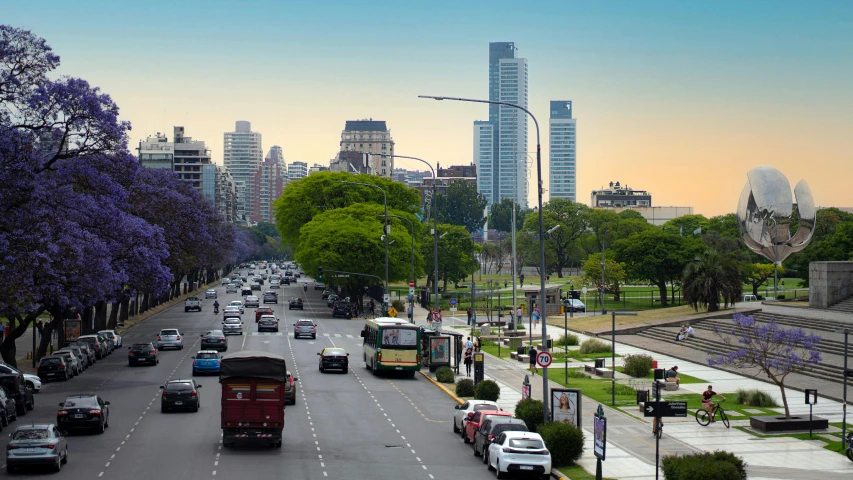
[701, 385, 726, 421]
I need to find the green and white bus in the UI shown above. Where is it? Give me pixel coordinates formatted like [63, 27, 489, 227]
[360, 318, 421, 377]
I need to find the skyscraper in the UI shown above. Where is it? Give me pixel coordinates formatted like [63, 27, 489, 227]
[223, 121, 263, 222]
[474, 42, 529, 208]
[548, 101, 577, 201]
[249, 149, 286, 224]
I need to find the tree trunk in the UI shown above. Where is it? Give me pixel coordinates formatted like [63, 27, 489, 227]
[141, 292, 150, 313]
[0, 311, 40, 366]
[106, 302, 118, 331]
[656, 281, 669, 307]
[120, 297, 130, 322]
[82, 306, 94, 332]
[37, 305, 66, 361]
[776, 379, 790, 419]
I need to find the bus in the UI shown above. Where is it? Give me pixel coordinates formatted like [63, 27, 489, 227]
[360, 318, 421, 377]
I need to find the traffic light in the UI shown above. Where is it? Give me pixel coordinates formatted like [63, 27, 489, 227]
[318, 266, 324, 280]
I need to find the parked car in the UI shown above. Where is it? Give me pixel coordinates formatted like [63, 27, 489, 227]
[289, 297, 304, 310]
[57, 394, 109, 433]
[0, 363, 43, 392]
[487, 431, 551, 478]
[200, 330, 228, 351]
[160, 379, 202, 413]
[254, 306, 274, 322]
[96, 333, 114, 353]
[205, 289, 218, 299]
[0, 374, 33, 415]
[5, 425, 68, 473]
[222, 317, 244, 336]
[453, 400, 500, 435]
[98, 329, 122, 348]
[37, 357, 70, 382]
[465, 410, 512, 444]
[69, 342, 95, 366]
[263, 291, 278, 304]
[184, 296, 202, 312]
[258, 315, 279, 333]
[284, 371, 298, 405]
[51, 352, 80, 377]
[0, 386, 17, 424]
[192, 351, 221, 376]
[127, 342, 159, 366]
[294, 319, 316, 339]
[566, 299, 585, 312]
[77, 335, 107, 359]
[473, 417, 529, 460]
[332, 301, 355, 318]
[156, 329, 183, 350]
[226, 283, 239, 294]
[318, 347, 349, 373]
[244, 295, 260, 308]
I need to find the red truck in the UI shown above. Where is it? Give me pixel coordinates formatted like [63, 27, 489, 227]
[220, 350, 287, 447]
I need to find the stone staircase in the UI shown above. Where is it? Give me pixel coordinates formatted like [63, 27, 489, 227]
[827, 295, 853, 314]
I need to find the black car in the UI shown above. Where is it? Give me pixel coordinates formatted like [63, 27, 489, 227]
[332, 301, 355, 318]
[289, 297, 304, 310]
[200, 330, 228, 352]
[0, 375, 32, 415]
[57, 394, 109, 433]
[282, 277, 290, 285]
[127, 342, 159, 366]
[37, 357, 70, 382]
[473, 417, 529, 459]
[0, 386, 17, 426]
[318, 347, 349, 373]
[160, 379, 202, 413]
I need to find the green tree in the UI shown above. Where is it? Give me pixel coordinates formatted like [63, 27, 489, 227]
[581, 255, 626, 300]
[785, 208, 853, 285]
[614, 229, 703, 306]
[487, 197, 530, 233]
[423, 224, 477, 292]
[253, 222, 279, 238]
[434, 180, 488, 232]
[706, 213, 739, 239]
[661, 214, 708, 237]
[580, 209, 651, 258]
[520, 200, 589, 277]
[682, 250, 742, 312]
[741, 262, 784, 297]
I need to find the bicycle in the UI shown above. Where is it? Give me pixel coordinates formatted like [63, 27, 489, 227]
[695, 399, 730, 428]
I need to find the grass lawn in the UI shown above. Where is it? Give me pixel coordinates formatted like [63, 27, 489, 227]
[551, 350, 620, 362]
[555, 464, 617, 480]
[480, 344, 513, 359]
[734, 422, 853, 456]
[613, 367, 706, 384]
[546, 368, 640, 407]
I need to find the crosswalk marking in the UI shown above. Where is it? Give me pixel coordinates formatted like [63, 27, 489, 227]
[346, 334, 354, 338]
[334, 333, 342, 338]
[323, 333, 330, 337]
[250, 332, 284, 336]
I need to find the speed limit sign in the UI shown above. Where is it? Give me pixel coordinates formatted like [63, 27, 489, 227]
[536, 352, 553, 368]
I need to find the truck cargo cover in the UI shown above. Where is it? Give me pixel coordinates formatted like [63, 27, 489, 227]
[220, 350, 287, 382]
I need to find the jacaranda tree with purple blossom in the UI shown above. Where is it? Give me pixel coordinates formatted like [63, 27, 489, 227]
[708, 313, 822, 419]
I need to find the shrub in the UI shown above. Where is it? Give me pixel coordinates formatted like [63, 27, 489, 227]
[538, 421, 584, 467]
[514, 398, 545, 432]
[555, 333, 580, 346]
[566, 369, 588, 379]
[623, 353, 654, 378]
[456, 379, 475, 397]
[579, 339, 611, 354]
[661, 451, 747, 480]
[735, 388, 779, 407]
[435, 366, 455, 383]
[474, 379, 500, 401]
[391, 299, 405, 311]
[479, 338, 497, 347]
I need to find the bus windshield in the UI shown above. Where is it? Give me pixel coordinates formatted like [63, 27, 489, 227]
[381, 327, 418, 348]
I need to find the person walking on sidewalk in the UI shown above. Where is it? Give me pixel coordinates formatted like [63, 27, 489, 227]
[466, 307, 473, 326]
[516, 306, 523, 329]
[528, 345, 538, 375]
[464, 336, 474, 351]
[464, 347, 473, 376]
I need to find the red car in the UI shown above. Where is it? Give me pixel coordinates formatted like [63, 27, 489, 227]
[255, 306, 274, 322]
[464, 410, 511, 444]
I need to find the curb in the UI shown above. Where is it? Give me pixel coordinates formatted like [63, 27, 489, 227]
[419, 370, 463, 405]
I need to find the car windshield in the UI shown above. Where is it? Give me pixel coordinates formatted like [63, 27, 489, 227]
[508, 438, 544, 449]
[161, 330, 178, 336]
[63, 396, 98, 408]
[12, 429, 49, 440]
[380, 327, 418, 347]
[165, 382, 193, 392]
[132, 344, 152, 350]
[205, 330, 224, 337]
[324, 348, 346, 356]
[260, 316, 276, 322]
[494, 424, 528, 435]
[297, 321, 313, 326]
[230, 301, 242, 306]
[196, 353, 218, 360]
[224, 318, 241, 324]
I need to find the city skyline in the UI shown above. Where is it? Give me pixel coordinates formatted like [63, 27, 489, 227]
[4, 0, 851, 216]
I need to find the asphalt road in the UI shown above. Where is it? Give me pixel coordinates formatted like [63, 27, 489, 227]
[0, 273, 500, 479]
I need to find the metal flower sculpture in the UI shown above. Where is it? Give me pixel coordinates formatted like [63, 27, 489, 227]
[737, 166, 815, 264]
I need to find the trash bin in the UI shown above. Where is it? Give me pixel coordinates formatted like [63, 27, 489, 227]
[517, 346, 526, 356]
[637, 389, 649, 405]
[654, 368, 665, 381]
[546, 339, 553, 350]
[594, 358, 605, 369]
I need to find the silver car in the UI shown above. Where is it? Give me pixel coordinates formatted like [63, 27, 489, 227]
[51, 352, 80, 376]
[244, 295, 260, 308]
[222, 318, 243, 336]
[225, 284, 238, 294]
[205, 289, 217, 299]
[294, 319, 317, 339]
[98, 329, 122, 348]
[157, 329, 183, 350]
[6, 424, 68, 473]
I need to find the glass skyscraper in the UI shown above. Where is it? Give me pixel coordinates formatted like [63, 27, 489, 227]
[548, 101, 576, 201]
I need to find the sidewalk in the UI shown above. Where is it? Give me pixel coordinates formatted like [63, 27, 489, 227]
[414, 304, 853, 480]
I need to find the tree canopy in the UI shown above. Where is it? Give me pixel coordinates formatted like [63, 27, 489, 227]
[487, 197, 530, 233]
[434, 180, 488, 232]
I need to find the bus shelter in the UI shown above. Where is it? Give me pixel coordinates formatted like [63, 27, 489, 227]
[421, 327, 463, 375]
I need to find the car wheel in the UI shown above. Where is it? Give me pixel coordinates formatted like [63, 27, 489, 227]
[474, 442, 480, 456]
[192, 370, 197, 377]
[312, 334, 316, 339]
[26, 400, 33, 411]
[483, 449, 488, 465]
[161, 406, 167, 413]
[61, 446, 68, 464]
[193, 404, 199, 413]
[97, 421, 105, 434]
[495, 461, 505, 478]
[486, 454, 494, 471]
[453, 419, 459, 433]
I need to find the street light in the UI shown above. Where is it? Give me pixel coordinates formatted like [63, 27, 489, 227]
[771, 217, 779, 301]
[337, 181, 389, 310]
[421, 94, 548, 422]
[377, 214, 416, 293]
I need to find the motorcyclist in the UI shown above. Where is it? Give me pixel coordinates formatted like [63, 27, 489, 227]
[303, 283, 308, 292]
[213, 300, 220, 313]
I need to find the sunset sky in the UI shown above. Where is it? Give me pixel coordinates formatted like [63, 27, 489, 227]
[5, 0, 852, 216]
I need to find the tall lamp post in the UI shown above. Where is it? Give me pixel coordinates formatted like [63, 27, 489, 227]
[771, 217, 779, 300]
[377, 214, 415, 289]
[376, 153, 439, 314]
[421, 94, 548, 422]
[337, 181, 389, 310]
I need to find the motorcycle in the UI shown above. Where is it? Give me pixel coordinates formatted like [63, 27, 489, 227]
[846, 432, 853, 461]
[213, 303, 220, 314]
[303, 284, 308, 292]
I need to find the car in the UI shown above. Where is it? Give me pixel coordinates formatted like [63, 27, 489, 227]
[250, 282, 261, 291]
[0, 386, 17, 424]
[221, 278, 231, 285]
[57, 394, 110, 433]
[326, 294, 339, 307]
[57, 347, 87, 372]
[96, 333, 115, 353]
[223, 306, 242, 320]
[474, 417, 529, 460]
[453, 400, 500, 434]
[318, 347, 349, 373]
[200, 330, 228, 351]
[263, 291, 278, 304]
[205, 289, 218, 299]
[241, 286, 252, 296]
[68, 342, 95, 366]
[282, 277, 291, 286]
[184, 296, 202, 312]
[244, 295, 260, 308]
[258, 315, 279, 332]
[127, 342, 158, 366]
[333, 301, 356, 318]
[160, 379, 202, 412]
[285, 371, 298, 405]
[464, 410, 512, 444]
[157, 329, 183, 350]
[229, 300, 245, 313]
[226, 284, 238, 294]
[321, 289, 331, 298]
[269, 280, 281, 289]
[77, 335, 107, 359]
[222, 317, 244, 335]
[294, 319, 316, 339]
[289, 297, 304, 310]
[315, 282, 326, 290]
[192, 351, 221, 376]
[98, 329, 122, 348]
[5, 425, 68, 473]
[254, 306, 273, 322]
[0, 374, 34, 415]
[0, 363, 44, 392]
[566, 299, 585, 312]
[37, 357, 70, 382]
[51, 352, 80, 376]
[487, 431, 551, 478]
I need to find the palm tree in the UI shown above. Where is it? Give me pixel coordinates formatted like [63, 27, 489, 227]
[682, 250, 742, 312]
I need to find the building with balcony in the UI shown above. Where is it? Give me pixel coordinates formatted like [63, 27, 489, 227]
[591, 181, 652, 208]
[223, 121, 263, 222]
[287, 161, 308, 181]
[249, 150, 286, 224]
[337, 119, 394, 177]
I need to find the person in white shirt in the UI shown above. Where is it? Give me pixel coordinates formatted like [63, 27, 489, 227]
[686, 325, 695, 338]
[464, 337, 474, 350]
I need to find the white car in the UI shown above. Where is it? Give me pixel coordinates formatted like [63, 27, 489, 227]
[98, 329, 122, 347]
[205, 289, 218, 299]
[244, 295, 260, 308]
[0, 364, 41, 393]
[453, 400, 500, 435]
[229, 300, 244, 314]
[487, 431, 551, 478]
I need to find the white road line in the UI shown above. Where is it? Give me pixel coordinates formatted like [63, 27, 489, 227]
[346, 334, 354, 338]
[334, 333, 342, 337]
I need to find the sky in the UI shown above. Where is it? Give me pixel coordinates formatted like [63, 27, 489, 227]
[4, 0, 853, 216]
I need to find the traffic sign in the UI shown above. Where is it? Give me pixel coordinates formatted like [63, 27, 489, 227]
[383, 294, 390, 303]
[387, 307, 398, 317]
[408, 281, 415, 287]
[643, 401, 688, 418]
[449, 298, 457, 306]
[581, 287, 588, 294]
[536, 352, 553, 368]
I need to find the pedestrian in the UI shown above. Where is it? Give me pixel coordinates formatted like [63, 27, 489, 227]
[665, 366, 680, 387]
[529, 345, 538, 374]
[686, 324, 695, 338]
[675, 325, 687, 342]
[464, 347, 473, 376]
[504, 280, 508, 289]
[369, 300, 375, 316]
[465, 336, 474, 351]
[516, 306, 523, 329]
[407, 303, 413, 323]
[466, 307, 473, 326]
[532, 305, 540, 329]
[474, 337, 481, 352]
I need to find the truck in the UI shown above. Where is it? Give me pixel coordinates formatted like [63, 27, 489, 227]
[184, 296, 202, 312]
[219, 350, 287, 447]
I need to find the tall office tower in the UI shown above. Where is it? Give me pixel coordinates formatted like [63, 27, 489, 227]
[266, 145, 286, 171]
[249, 151, 286, 224]
[223, 121, 263, 222]
[338, 119, 395, 177]
[474, 42, 528, 208]
[548, 101, 577, 201]
[287, 161, 308, 181]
